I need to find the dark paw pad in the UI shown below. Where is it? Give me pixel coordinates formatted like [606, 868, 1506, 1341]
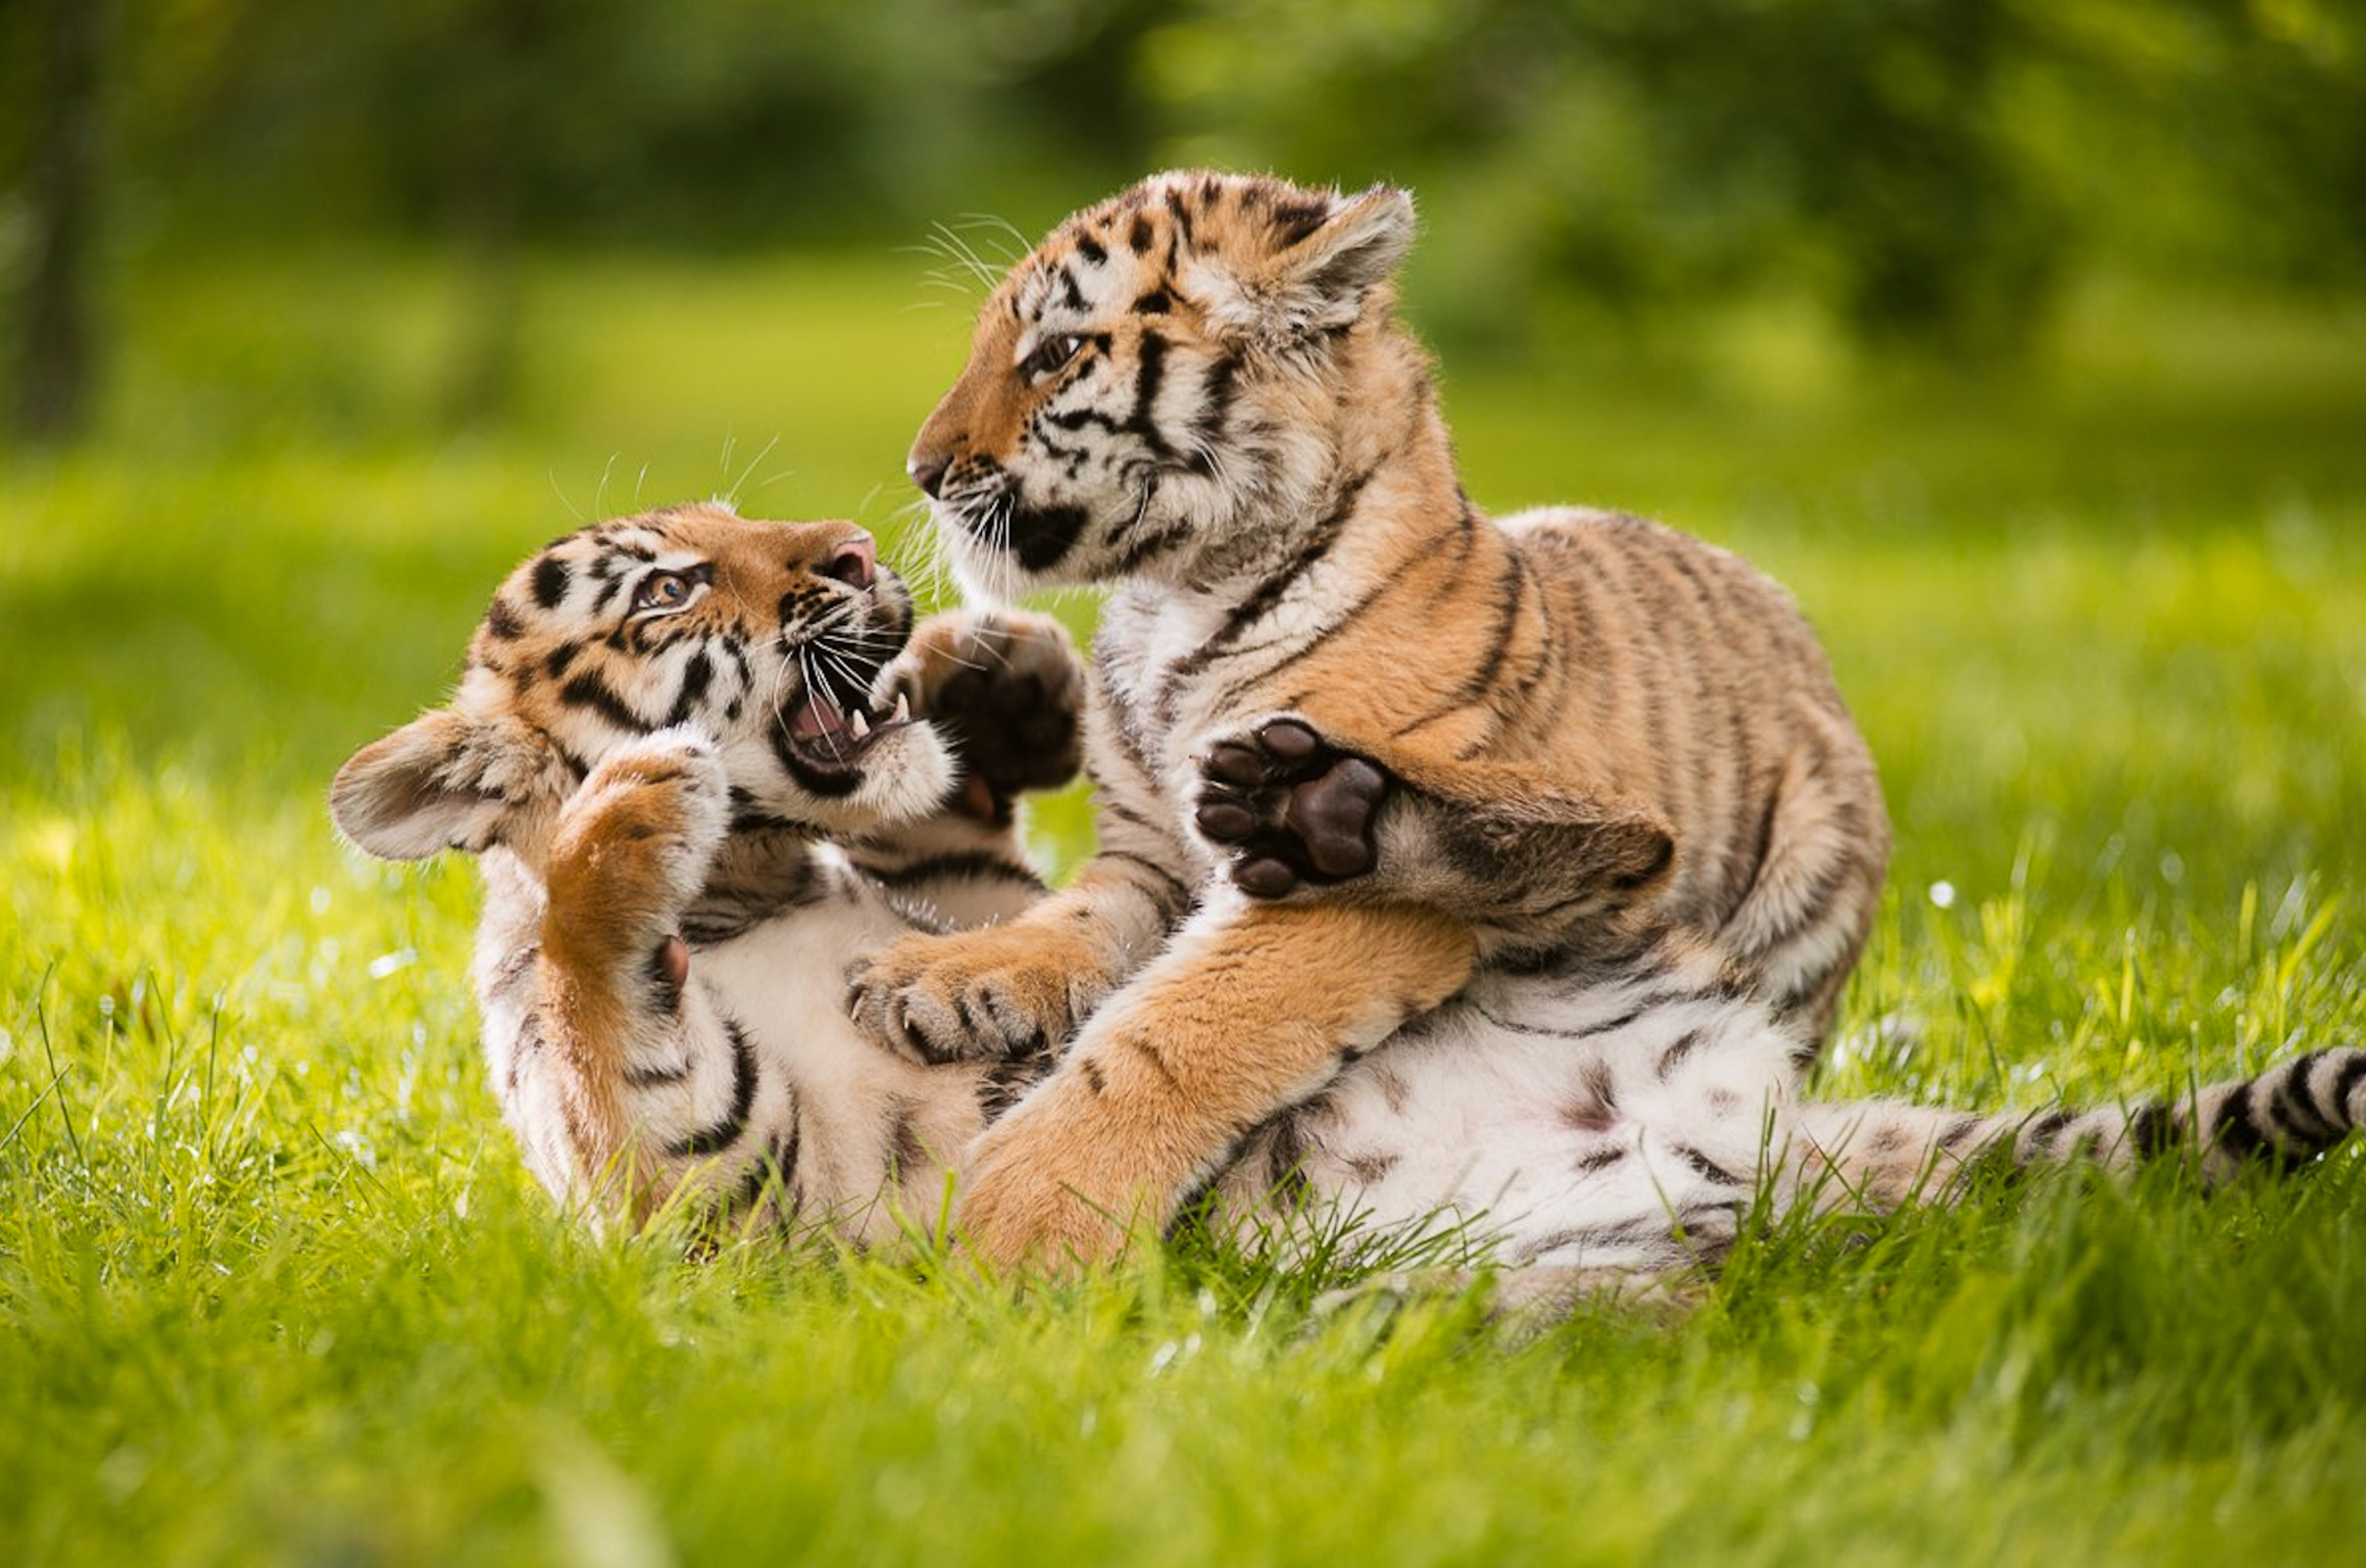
[1194, 717, 1389, 898]
[932, 664, 1082, 800]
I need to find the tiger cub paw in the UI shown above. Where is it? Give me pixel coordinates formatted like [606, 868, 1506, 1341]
[1193, 716, 1390, 899]
[549, 727, 731, 919]
[846, 919, 1108, 1065]
[894, 609, 1084, 813]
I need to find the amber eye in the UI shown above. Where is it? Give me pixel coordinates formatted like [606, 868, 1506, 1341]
[1021, 333, 1085, 381]
[631, 570, 694, 613]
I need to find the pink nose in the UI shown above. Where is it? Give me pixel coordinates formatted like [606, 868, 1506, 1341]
[822, 536, 876, 590]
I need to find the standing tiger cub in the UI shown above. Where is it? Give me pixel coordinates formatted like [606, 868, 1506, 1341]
[849, 170, 1891, 1271]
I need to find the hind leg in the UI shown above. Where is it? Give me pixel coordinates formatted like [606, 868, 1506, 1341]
[1716, 735, 1890, 1045]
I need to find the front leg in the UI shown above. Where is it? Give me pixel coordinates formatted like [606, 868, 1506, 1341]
[528, 729, 739, 1220]
[956, 893, 1477, 1273]
[1194, 715, 1674, 939]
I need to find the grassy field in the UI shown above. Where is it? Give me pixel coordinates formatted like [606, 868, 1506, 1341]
[5, 247, 2366, 1566]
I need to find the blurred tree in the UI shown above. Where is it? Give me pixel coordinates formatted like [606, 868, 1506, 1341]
[5, 0, 111, 447]
[2, 0, 2359, 432]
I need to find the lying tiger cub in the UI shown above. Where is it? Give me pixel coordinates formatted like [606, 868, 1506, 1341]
[333, 503, 2366, 1291]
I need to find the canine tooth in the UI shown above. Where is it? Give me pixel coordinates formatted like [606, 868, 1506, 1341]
[891, 692, 910, 722]
[849, 709, 871, 739]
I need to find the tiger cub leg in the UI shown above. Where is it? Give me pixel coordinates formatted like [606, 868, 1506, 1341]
[957, 894, 1478, 1273]
[1194, 715, 1675, 936]
[531, 729, 733, 1222]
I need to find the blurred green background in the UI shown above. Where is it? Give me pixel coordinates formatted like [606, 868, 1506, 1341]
[7, 6, 2366, 1565]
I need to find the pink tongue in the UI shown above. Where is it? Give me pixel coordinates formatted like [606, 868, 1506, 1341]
[793, 696, 848, 740]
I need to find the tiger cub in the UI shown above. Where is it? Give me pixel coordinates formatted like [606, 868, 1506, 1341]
[849, 170, 1889, 1269]
[330, 503, 1086, 1235]
[333, 525, 2366, 1291]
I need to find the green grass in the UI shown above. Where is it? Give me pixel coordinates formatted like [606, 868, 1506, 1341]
[5, 247, 2366, 1565]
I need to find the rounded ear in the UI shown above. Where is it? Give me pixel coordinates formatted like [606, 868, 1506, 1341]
[329, 710, 549, 861]
[1277, 184, 1417, 328]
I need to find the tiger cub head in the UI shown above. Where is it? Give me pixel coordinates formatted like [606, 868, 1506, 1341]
[908, 170, 1421, 600]
[331, 503, 956, 869]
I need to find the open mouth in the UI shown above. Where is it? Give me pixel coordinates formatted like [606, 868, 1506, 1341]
[783, 684, 914, 778]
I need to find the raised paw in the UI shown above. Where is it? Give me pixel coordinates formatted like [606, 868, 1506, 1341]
[894, 609, 1084, 808]
[1193, 717, 1390, 899]
[543, 729, 730, 960]
[845, 919, 1109, 1065]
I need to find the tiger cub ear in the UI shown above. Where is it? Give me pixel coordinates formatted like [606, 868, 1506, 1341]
[1213, 183, 1417, 340]
[330, 709, 565, 861]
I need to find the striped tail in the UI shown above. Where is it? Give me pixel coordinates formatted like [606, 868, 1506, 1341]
[1789, 1049, 2366, 1210]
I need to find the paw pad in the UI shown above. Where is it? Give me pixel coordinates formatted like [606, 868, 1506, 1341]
[1194, 717, 1388, 898]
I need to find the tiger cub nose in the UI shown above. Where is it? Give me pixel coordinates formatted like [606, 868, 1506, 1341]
[821, 536, 875, 590]
[908, 451, 950, 501]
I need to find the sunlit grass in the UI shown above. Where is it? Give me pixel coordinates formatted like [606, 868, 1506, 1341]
[4, 250, 2364, 1564]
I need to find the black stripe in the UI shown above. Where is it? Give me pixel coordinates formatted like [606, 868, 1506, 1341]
[668, 1015, 758, 1157]
[560, 668, 651, 732]
[1075, 232, 1108, 266]
[1655, 1028, 1707, 1080]
[2211, 1083, 2271, 1162]
[1010, 502, 1091, 574]
[2329, 1052, 2366, 1127]
[1392, 543, 1528, 739]
[867, 851, 1046, 893]
[2023, 1109, 2075, 1151]
[665, 649, 715, 727]
[1668, 1143, 1744, 1187]
[1152, 467, 1374, 721]
[531, 556, 570, 610]
[2129, 1102, 2177, 1160]
[1098, 849, 1194, 909]
[484, 597, 525, 640]
[1122, 331, 1175, 460]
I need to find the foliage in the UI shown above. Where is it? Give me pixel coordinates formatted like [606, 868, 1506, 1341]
[3, 252, 2365, 1562]
[4, 0, 2362, 360]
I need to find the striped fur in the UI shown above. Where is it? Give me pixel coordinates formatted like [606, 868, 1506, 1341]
[331, 505, 1082, 1232]
[339, 525, 2365, 1293]
[852, 171, 1889, 1269]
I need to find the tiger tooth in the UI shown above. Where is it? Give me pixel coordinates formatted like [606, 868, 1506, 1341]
[849, 708, 871, 739]
[891, 692, 910, 723]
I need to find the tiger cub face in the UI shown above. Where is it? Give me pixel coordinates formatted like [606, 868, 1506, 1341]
[908, 170, 1418, 600]
[331, 503, 956, 866]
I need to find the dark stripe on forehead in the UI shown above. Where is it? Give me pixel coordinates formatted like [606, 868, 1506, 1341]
[1134, 287, 1171, 315]
[1129, 213, 1154, 253]
[531, 556, 570, 610]
[1074, 231, 1108, 265]
[1058, 266, 1086, 313]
